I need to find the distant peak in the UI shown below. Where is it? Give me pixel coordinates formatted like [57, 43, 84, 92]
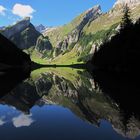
[35, 24, 47, 33]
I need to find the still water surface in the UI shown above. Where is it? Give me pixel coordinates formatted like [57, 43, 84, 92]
[0, 68, 140, 140]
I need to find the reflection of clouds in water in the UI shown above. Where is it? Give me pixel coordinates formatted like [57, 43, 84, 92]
[12, 114, 34, 128]
[0, 117, 6, 126]
[0, 119, 5, 126]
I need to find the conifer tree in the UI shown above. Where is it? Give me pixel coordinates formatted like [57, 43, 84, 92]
[120, 4, 132, 29]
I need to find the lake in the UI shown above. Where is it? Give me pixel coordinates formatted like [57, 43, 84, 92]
[0, 67, 140, 140]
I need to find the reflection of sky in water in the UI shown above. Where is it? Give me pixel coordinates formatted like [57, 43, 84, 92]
[12, 114, 34, 128]
[0, 104, 139, 140]
[0, 105, 34, 128]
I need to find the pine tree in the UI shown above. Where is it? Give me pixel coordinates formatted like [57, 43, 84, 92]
[120, 4, 132, 29]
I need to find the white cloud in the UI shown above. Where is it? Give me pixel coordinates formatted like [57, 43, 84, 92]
[12, 114, 34, 128]
[12, 3, 35, 18]
[0, 5, 7, 16]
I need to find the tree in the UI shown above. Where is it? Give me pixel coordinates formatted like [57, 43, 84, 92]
[120, 4, 133, 29]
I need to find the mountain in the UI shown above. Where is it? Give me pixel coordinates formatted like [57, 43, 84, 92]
[38, 2, 140, 64]
[0, 17, 41, 49]
[1, 0, 140, 65]
[28, 5, 102, 64]
[35, 24, 47, 33]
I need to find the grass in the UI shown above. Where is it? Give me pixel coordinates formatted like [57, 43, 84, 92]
[31, 67, 85, 84]
[31, 47, 84, 65]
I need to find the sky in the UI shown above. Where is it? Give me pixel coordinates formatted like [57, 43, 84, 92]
[0, 0, 116, 27]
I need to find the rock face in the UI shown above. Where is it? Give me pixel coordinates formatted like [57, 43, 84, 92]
[35, 35, 52, 52]
[1, 17, 41, 49]
[70, 5, 102, 43]
[114, 0, 140, 7]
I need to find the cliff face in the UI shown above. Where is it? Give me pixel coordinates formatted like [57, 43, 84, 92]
[2, 17, 30, 39]
[1, 17, 41, 49]
[58, 5, 101, 53]
[35, 35, 52, 52]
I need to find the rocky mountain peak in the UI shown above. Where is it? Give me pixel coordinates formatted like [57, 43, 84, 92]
[83, 5, 102, 22]
[114, 0, 140, 7]
[72, 5, 102, 39]
[1, 17, 31, 39]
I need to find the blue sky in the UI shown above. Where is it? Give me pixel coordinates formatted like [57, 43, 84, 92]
[0, 0, 116, 27]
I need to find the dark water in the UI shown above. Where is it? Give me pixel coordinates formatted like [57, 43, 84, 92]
[0, 68, 140, 140]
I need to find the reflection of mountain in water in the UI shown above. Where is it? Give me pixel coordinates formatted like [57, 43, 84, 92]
[0, 72, 52, 114]
[0, 68, 140, 139]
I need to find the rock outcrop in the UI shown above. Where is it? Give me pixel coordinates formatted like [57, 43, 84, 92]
[35, 35, 52, 52]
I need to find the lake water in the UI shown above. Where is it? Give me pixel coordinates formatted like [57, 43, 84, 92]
[0, 67, 140, 140]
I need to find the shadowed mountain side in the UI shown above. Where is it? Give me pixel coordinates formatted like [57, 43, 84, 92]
[0, 33, 31, 70]
[91, 19, 140, 73]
